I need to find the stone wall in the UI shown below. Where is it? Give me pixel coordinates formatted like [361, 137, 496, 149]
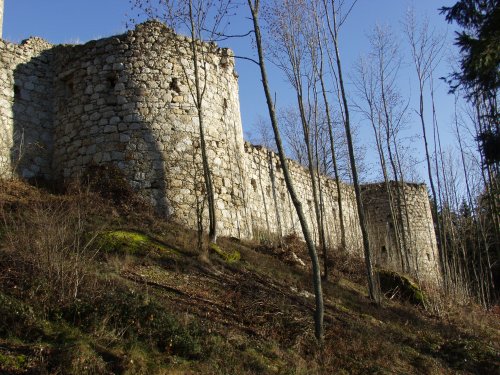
[0, 21, 441, 283]
[243, 142, 363, 254]
[47, 21, 248, 237]
[0, 37, 54, 179]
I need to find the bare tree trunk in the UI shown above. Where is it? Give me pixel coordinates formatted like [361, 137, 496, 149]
[247, 0, 324, 341]
[297, 94, 328, 281]
[405, 12, 448, 288]
[316, 34, 347, 251]
[375, 33, 410, 272]
[188, 0, 217, 244]
[324, 0, 378, 301]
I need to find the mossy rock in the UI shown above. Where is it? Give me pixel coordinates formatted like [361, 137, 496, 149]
[377, 270, 426, 306]
[99, 230, 177, 257]
[209, 243, 240, 263]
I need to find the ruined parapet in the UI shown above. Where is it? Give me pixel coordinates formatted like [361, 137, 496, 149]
[0, 37, 54, 179]
[361, 182, 441, 283]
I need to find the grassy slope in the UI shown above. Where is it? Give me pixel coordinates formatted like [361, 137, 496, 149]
[0, 180, 498, 374]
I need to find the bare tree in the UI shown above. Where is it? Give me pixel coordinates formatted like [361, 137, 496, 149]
[265, 0, 329, 279]
[321, 0, 378, 301]
[404, 10, 447, 283]
[369, 25, 413, 273]
[311, 0, 348, 252]
[246, 0, 324, 341]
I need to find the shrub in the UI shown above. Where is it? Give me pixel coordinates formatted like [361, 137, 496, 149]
[0, 292, 43, 340]
[66, 288, 203, 359]
[81, 164, 136, 205]
[0, 200, 104, 313]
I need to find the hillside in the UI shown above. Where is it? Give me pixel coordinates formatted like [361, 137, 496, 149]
[0, 179, 498, 374]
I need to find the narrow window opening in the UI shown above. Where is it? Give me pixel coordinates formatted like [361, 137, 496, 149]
[107, 74, 118, 89]
[13, 85, 21, 99]
[250, 178, 257, 191]
[66, 81, 74, 95]
[169, 77, 181, 93]
[60, 76, 75, 99]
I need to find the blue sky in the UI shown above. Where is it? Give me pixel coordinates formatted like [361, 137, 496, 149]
[3, 0, 460, 182]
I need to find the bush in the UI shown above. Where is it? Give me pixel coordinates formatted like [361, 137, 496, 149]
[66, 288, 202, 359]
[0, 292, 43, 340]
[0, 200, 104, 313]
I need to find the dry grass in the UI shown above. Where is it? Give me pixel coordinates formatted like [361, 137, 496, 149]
[0, 179, 498, 374]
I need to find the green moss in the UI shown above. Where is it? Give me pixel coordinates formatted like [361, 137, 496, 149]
[377, 270, 426, 306]
[209, 243, 240, 263]
[99, 230, 177, 257]
[0, 353, 27, 370]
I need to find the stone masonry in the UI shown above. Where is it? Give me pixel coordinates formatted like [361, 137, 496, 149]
[0, 0, 3, 39]
[0, 21, 441, 284]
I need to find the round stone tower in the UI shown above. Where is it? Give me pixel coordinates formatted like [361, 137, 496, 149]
[50, 21, 250, 238]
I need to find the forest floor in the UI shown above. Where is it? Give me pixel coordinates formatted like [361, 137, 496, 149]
[0, 178, 498, 374]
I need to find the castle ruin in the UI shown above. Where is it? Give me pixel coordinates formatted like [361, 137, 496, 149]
[0, 20, 441, 283]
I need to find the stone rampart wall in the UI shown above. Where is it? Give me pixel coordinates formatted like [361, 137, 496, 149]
[48, 21, 249, 237]
[0, 37, 54, 179]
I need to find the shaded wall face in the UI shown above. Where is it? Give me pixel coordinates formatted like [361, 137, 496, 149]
[50, 22, 248, 237]
[243, 143, 363, 255]
[0, 38, 54, 179]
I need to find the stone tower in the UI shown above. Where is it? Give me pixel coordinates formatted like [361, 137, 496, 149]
[0, 0, 4, 39]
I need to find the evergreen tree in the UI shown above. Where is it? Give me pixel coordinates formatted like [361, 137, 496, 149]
[440, 0, 500, 165]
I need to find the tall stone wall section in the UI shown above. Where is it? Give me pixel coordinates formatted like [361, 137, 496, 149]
[0, 21, 441, 283]
[0, 37, 54, 179]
